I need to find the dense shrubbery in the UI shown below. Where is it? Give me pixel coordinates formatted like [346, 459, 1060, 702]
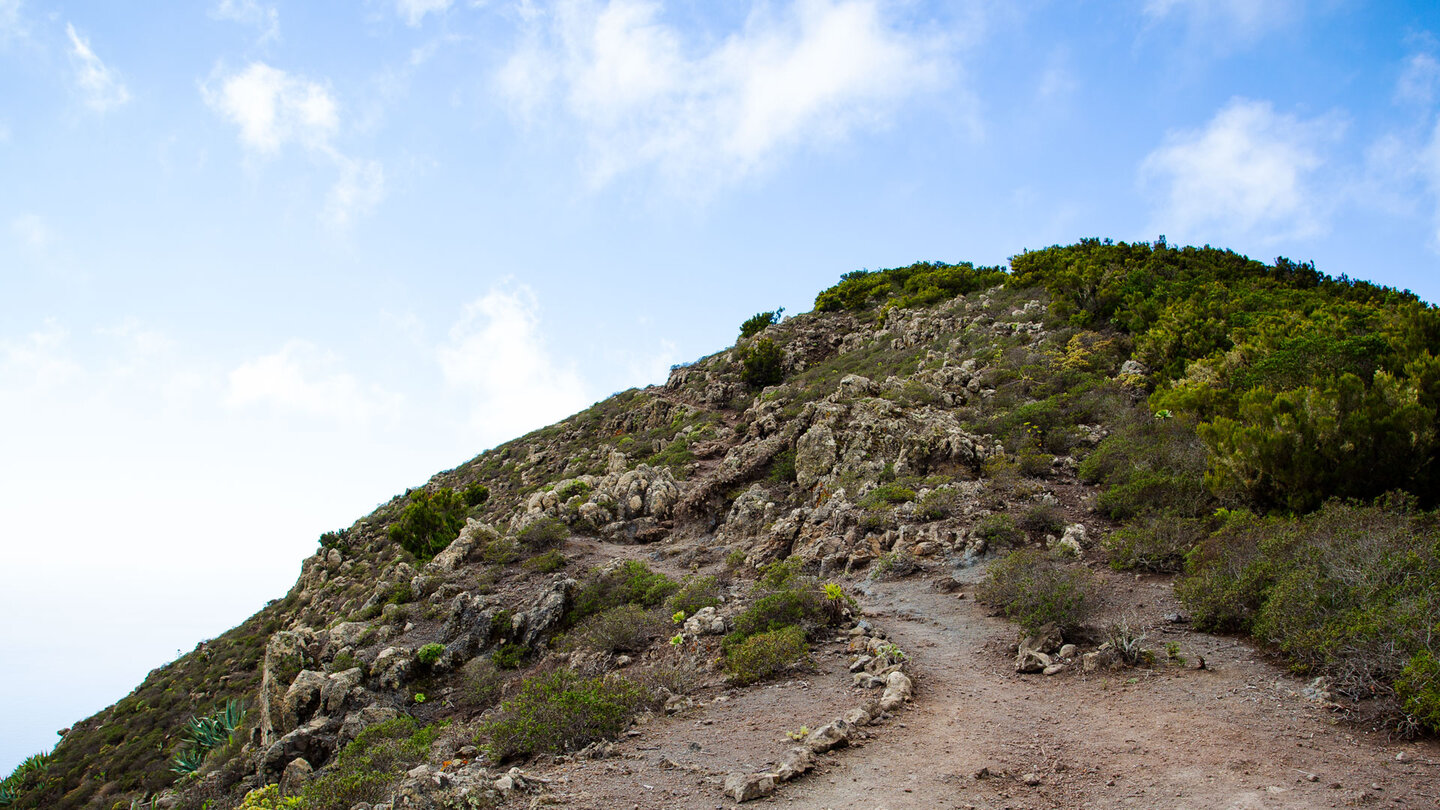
[976, 549, 1094, 634]
[719, 559, 851, 683]
[739, 308, 783, 339]
[298, 717, 439, 809]
[665, 574, 722, 617]
[1178, 499, 1440, 732]
[814, 261, 1006, 313]
[570, 561, 679, 624]
[388, 487, 470, 560]
[725, 625, 809, 684]
[565, 604, 664, 653]
[479, 669, 652, 761]
[737, 337, 785, 389]
[516, 517, 567, 550]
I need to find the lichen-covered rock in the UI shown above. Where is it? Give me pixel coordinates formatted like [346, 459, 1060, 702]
[259, 629, 318, 747]
[372, 647, 413, 690]
[879, 670, 913, 711]
[427, 519, 498, 572]
[724, 772, 776, 802]
[282, 670, 328, 732]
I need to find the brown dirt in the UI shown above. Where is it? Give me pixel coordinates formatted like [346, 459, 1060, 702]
[523, 569, 1440, 810]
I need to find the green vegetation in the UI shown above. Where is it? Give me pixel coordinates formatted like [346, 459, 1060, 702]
[814, 261, 1007, 313]
[523, 549, 566, 573]
[298, 717, 440, 810]
[665, 574, 722, 617]
[725, 625, 809, 684]
[565, 604, 664, 653]
[0, 753, 49, 807]
[720, 559, 851, 684]
[737, 337, 785, 389]
[570, 561, 679, 623]
[1178, 499, 1440, 731]
[858, 483, 917, 509]
[388, 487, 470, 560]
[976, 549, 1093, 635]
[739, 308, 784, 339]
[415, 643, 445, 666]
[478, 669, 653, 761]
[974, 513, 1022, 549]
[516, 517, 567, 551]
[170, 699, 246, 775]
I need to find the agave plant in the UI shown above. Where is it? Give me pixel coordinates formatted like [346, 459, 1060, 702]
[216, 699, 246, 734]
[0, 781, 18, 807]
[169, 745, 206, 776]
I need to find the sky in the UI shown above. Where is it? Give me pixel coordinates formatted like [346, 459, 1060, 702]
[3, 0, 1440, 775]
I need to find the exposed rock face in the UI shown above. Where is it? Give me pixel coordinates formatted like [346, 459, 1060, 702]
[259, 630, 318, 747]
[724, 772, 777, 802]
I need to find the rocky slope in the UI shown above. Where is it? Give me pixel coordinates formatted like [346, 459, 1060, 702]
[11, 249, 1440, 810]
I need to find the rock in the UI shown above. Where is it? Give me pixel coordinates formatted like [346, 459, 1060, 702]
[428, 520, 497, 572]
[775, 746, 815, 782]
[804, 719, 855, 754]
[278, 757, 312, 797]
[339, 705, 399, 745]
[842, 705, 875, 727]
[1054, 523, 1085, 557]
[1082, 647, 1118, 673]
[259, 629, 318, 747]
[1057, 644, 1078, 659]
[1020, 772, 1042, 786]
[407, 764, 430, 779]
[1015, 624, 1062, 673]
[1118, 359, 1148, 378]
[372, 647, 413, 690]
[282, 670, 329, 731]
[328, 622, 373, 650]
[683, 606, 728, 636]
[724, 772, 777, 802]
[1043, 663, 1066, 676]
[515, 577, 577, 647]
[879, 671, 913, 711]
[795, 422, 839, 489]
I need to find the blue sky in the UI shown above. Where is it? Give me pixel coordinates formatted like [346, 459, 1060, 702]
[3, 0, 1440, 774]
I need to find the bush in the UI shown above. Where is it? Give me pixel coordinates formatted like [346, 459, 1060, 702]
[516, 517, 567, 551]
[1396, 651, 1440, 734]
[974, 513, 1023, 548]
[859, 484, 917, 509]
[388, 487, 469, 561]
[1019, 502, 1065, 538]
[976, 549, 1094, 634]
[767, 448, 797, 483]
[479, 669, 652, 761]
[416, 643, 445, 666]
[571, 561, 679, 621]
[665, 575, 722, 617]
[458, 657, 506, 712]
[1103, 514, 1210, 573]
[738, 337, 784, 389]
[566, 604, 664, 653]
[492, 643, 527, 670]
[739, 309, 783, 339]
[916, 488, 962, 521]
[524, 549, 566, 573]
[730, 590, 824, 638]
[462, 483, 490, 507]
[301, 717, 439, 810]
[554, 479, 591, 501]
[725, 625, 809, 685]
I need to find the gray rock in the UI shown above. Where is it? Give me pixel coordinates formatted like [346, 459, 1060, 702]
[278, 757, 311, 797]
[724, 772, 776, 802]
[372, 647, 413, 690]
[804, 719, 855, 754]
[775, 746, 814, 782]
[282, 670, 329, 731]
[327, 622, 372, 650]
[339, 705, 399, 746]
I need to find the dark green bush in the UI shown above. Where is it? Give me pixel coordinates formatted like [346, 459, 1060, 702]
[814, 261, 1006, 313]
[458, 657, 506, 712]
[1019, 503, 1065, 538]
[388, 487, 469, 560]
[1396, 651, 1440, 734]
[739, 308, 783, 339]
[916, 487, 962, 521]
[300, 717, 439, 810]
[974, 513, 1023, 548]
[462, 483, 490, 507]
[725, 625, 809, 684]
[479, 669, 651, 761]
[492, 643, 526, 670]
[516, 517, 567, 551]
[976, 549, 1094, 634]
[1103, 514, 1210, 573]
[767, 448, 797, 483]
[571, 561, 679, 621]
[665, 574, 722, 617]
[737, 338, 784, 389]
[554, 480, 591, 501]
[730, 590, 824, 639]
[566, 604, 664, 653]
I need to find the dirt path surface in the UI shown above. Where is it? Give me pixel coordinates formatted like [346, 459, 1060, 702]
[530, 574, 1440, 810]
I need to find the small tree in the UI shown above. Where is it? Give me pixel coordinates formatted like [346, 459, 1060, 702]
[739, 308, 784, 339]
[738, 338, 784, 389]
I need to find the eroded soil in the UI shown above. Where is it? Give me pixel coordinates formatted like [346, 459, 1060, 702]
[527, 571, 1440, 810]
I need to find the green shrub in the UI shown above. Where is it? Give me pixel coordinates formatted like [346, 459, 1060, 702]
[571, 561, 679, 621]
[554, 480, 591, 501]
[492, 642, 527, 670]
[1019, 503, 1065, 538]
[236, 784, 303, 809]
[462, 483, 491, 507]
[458, 657, 506, 712]
[739, 309, 783, 339]
[300, 717, 439, 810]
[737, 337, 784, 389]
[416, 643, 445, 666]
[647, 438, 695, 474]
[566, 604, 664, 653]
[976, 549, 1094, 635]
[516, 517, 567, 551]
[730, 590, 823, 639]
[1396, 651, 1440, 734]
[482, 536, 519, 565]
[974, 513, 1023, 548]
[479, 669, 651, 761]
[666, 575, 722, 616]
[1103, 514, 1210, 573]
[814, 261, 1006, 313]
[524, 549, 566, 573]
[725, 625, 809, 685]
[767, 448, 797, 483]
[388, 487, 469, 561]
[859, 484, 917, 510]
[757, 557, 803, 589]
[916, 488, 962, 521]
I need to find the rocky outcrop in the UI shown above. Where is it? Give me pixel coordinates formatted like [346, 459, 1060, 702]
[259, 630, 319, 747]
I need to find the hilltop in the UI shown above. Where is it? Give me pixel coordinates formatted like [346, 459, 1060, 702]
[6, 240, 1440, 810]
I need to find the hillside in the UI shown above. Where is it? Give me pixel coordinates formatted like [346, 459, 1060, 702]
[7, 239, 1440, 810]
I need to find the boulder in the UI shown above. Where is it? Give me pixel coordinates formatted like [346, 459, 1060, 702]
[372, 647, 413, 690]
[279, 757, 312, 797]
[804, 719, 855, 754]
[282, 670, 329, 731]
[775, 746, 815, 782]
[259, 630, 318, 747]
[327, 622, 372, 650]
[879, 670, 913, 712]
[339, 705, 399, 746]
[724, 772, 776, 802]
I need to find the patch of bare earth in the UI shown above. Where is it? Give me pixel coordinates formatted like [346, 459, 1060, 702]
[522, 566, 1440, 810]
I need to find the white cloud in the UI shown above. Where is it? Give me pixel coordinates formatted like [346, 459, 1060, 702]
[1142, 0, 1297, 43]
[204, 63, 385, 226]
[204, 62, 338, 153]
[325, 156, 386, 228]
[437, 284, 591, 444]
[397, 0, 453, 26]
[66, 23, 130, 112]
[1140, 98, 1339, 243]
[0, 320, 81, 393]
[497, 0, 952, 191]
[227, 340, 401, 425]
[11, 213, 54, 251]
[212, 0, 280, 44]
[1397, 52, 1440, 107]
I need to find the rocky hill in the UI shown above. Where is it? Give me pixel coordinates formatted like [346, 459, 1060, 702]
[8, 241, 1440, 810]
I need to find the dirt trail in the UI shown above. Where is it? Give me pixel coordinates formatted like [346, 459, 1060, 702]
[534, 575, 1440, 810]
